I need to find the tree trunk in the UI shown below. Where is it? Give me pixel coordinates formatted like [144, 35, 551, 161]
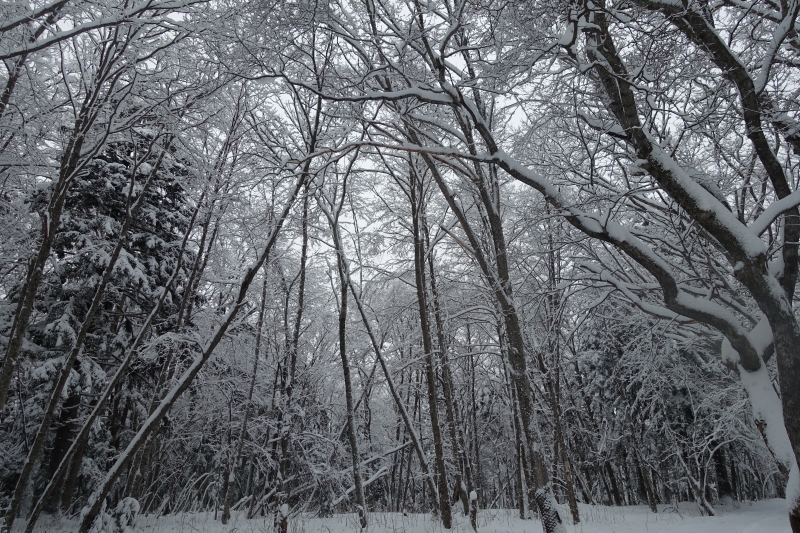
[423, 209, 474, 516]
[60, 431, 88, 514]
[336, 244, 368, 528]
[713, 446, 734, 503]
[76, 173, 304, 533]
[410, 124, 565, 532]
[543, 231, 580, 524]
[605, 462, 623, 507]
[505, 341, 529, 519]
[467, 325, 484, 508]
[410, 173, 452, 529]
[633, 445, 658, 513]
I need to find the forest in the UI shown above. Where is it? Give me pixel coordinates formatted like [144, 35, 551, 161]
[1, 1, 799, 532]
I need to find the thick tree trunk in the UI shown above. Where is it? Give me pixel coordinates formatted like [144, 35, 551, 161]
[554, 417, 580, 522]
[502, 335, 534, 519]
[633, 445, 658, 513]
[713, 446, 734, 503]
[59, 430, 88, 513]
[510, 382, 527, 519]
[582, 10, 800, 528]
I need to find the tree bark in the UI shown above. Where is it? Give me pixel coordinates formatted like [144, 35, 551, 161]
[605, 462, 623, 507]
[410, 170, 452, 529]
[335, 230, 368, 529]
[42, 384, 81, 513]
[713, 445, 734, 503]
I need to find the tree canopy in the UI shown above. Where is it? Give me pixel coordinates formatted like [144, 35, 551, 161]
[1, 1, 799, 533]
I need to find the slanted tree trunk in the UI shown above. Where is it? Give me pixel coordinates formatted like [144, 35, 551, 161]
[577, 7, 800, 527]
[125, 197, 220, 503]
[344, 252, 440, 508]
[4, 146, 171, 533]
[75, 173, 304, 533]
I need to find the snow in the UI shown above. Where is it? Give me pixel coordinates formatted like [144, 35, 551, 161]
[738, 363, 795, 470]
[86, 497, 140, 533]
[21, 500, 791, 533]
[788, 462, 800, 517]
[557, 24, 576, 46]
[721, 338, 740, 365]
[754, 4, 798, 94]
[750, 188, 800, 236]
[644, 141, 767, 259]
[747, 317, 773, 358]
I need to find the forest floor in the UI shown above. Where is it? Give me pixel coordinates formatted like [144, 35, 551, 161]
[26, 498, 790, 533]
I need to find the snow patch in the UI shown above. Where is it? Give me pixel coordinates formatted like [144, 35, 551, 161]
[32, 500, 796, 532]
[788, 462, 800, 516]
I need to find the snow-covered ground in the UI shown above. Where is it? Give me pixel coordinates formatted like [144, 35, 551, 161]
[28, 499, 790, 533]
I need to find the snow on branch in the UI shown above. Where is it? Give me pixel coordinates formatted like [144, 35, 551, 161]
[751, 188, 800, 236]
[579, 262, 692, 324]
